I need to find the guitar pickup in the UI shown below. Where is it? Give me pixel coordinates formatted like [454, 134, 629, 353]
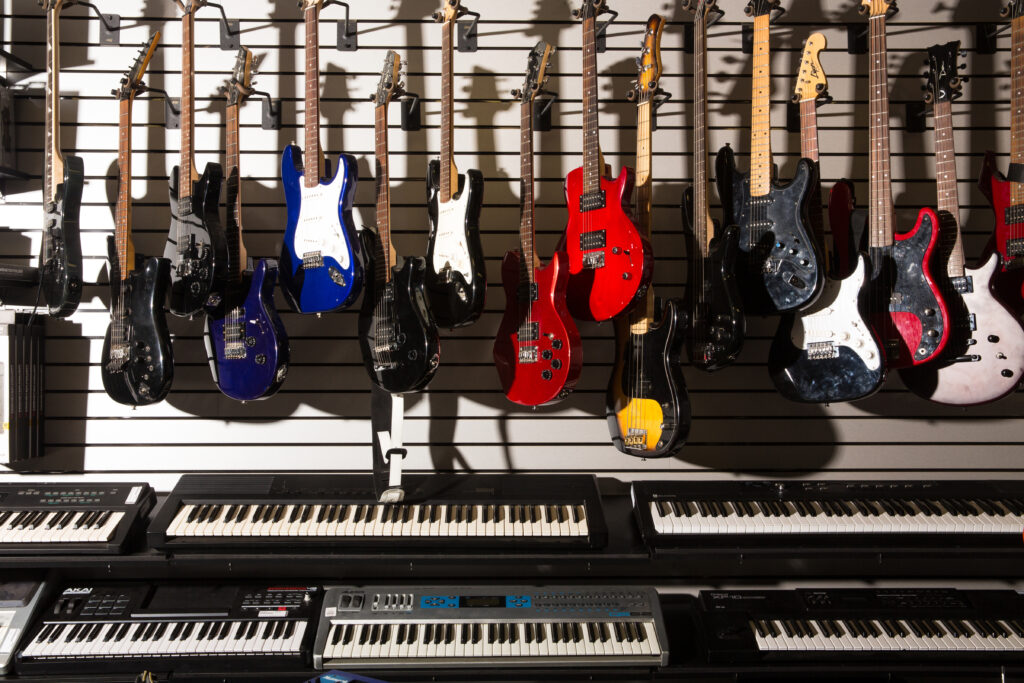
[1007, 238, 1024, 266]
[518, 282, 538, 304]
[518, 322, 539, 342]
[582, 252, 605, 269]
[579, 230, 606, 251]
[807, 342, 839, 360]
[579, 190, 606, 212]
[1004, 206, 1024, 226]
[302, 251, 324, 270]
[950, 275, 974, 294]
[518, 346, 538, 364]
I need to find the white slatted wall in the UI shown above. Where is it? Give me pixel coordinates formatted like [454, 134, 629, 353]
[0, 0, 1021, 486]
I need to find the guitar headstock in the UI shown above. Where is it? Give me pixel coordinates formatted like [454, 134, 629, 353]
[513, 42, 554, 104]
[793, 33, 827, 104]
[630, 14, 665, 103]
[859, 0, 898, 18]
[1002, 0, 1024, 19]
[372, 50, 404, 107]
[115, 33, 160, 102]
[174, 0, 207, 16]
[924, 41, 966, 105]
[433, 0, 462, 23]
[226, 47, 256, 107]
[297, 0, 323, 9]
[39, 0, 65, 11]
[684, 0, 723, 25]
[744, 0, 783, 19]
[572, 0, 607, 21]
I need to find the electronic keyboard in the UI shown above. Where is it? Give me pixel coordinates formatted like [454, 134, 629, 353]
[16, 583, 321, 675]
[0, 482, 154, 554]
[148, 474, 608, 551]
[633, 480, 1024, 554]
[0, 580, 46, 674]
[699, 588, 1024, 664]
[314, 585, 668, 670]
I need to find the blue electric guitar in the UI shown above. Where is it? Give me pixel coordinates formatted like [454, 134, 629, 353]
[279, 0, 363, 314]
[205, 48, 289, 401]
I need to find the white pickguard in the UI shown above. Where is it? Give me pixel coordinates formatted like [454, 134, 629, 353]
[919, 253, 1024, 405]
[293, 180, 351, 270]
[790, 255, 882, 371]
[432, 192, 474, 285]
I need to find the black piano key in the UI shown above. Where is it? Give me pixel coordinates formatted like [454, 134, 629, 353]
[85, 623, 103, 641]
[342, 624, 354, 645]
[549, 623, 560, 643]
[217, 621, 231, 639]
[432, 624, 443, 645]
[140, 622, 158, 641]
[283, 620, 295, 639]
[559, 505, 569, 523]
[499, 623, 509, 644]
[624, 622, 637, 643]
[431, 505, 442, 524]
[905, 620, 924, 638]
[1008, 620, 1024, 638]
[381, 623, 392, 644]
[47, 624, 66, 643]
[472, 623, 481, 644]
[1003, 498, 1024, 515]
[511, 623, 519, 644]
[154, 622, 169, 640]
[791, 620, 807, 638]
[444, 623, 454, 644]
[525, 623, 536, 644]
[302, 505, 315, 523]
[360, 624, 373, 646]
[260, 622, 275, 640]
[273, 620, 287, 640]
[975, 498, 998, 516]
[404, 624, 416, 645]
[288, 505, 301, 523]
[329, 624, 342, 645]
[573, 504, 584, 523]
[537, 622, 548, 644]
[749, 620, 767, 638]
[488, 623, 497, 644]
[764, 620, 780, 638]
[459, 623, 469, 645]
[781, 620, 796, 638]
[272, 505, 285, 523]
[495, 505, 506, 523]
[35, 624, 54, 642]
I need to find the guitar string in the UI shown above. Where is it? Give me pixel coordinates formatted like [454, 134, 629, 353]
[694, 4, 707, 366]
[1014, 14, 1023, 242]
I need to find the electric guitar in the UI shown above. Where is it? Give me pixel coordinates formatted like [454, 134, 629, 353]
[681, 0, 744, 371]
[768, 33, 885, 403]
[424, 0, 487, 329]
[860, 0, 949, 369]
[901, 42, 1024, 404]
[163, 0, 228, 318]
[280, 0, 364, 315]
[358, 52, 440, 394]
[494, 42, 582, 406]
[204, 47, 290, 402]
[980, 0, 1024, 311]
[607, 15, 690, 458]
[562, 0, 652, 322]
[101, 35, 174, 407]
[716, 0, 822, 315]
[39, 0, 82, 318]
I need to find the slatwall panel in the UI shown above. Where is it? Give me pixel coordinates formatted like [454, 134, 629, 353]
[0, 0, 1020, 484]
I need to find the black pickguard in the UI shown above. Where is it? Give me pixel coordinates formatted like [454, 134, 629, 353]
[681, 188, 745, 371]
[101, 238, 174, 407]
[424, 160, 487, 329]
[716, 146, 823, 315]
[165, 163, 228, 317]
[41, 155, 83, 318]
[606, 298, 691, 458]
[358, 229, 440, 394]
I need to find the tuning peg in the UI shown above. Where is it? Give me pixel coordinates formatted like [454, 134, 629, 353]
[923, 90, 934, 105]
[432, 10, 444, 21]
[110, 88, 119, 97]
[959, 63, 967, 71]
[511, 88, 522, 98]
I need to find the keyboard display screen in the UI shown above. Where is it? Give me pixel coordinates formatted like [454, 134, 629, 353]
[461, 596, 504, 608]
[142, 586, 236, 616]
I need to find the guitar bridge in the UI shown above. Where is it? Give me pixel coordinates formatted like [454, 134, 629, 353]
[518, 346, 538, 364]
[582, 252, 605, 269]
[302, 251, 324, 270]
[579, 190, 606, 212]
[579, 230, 606, 251]
[624, 429, 647, 449]
[807, 341, 839, 360]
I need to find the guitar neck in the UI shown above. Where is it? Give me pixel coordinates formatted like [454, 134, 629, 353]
[749, 13, 772, 198]
[630, 98, 654, 335]
[519, 100, 537, 280]
[582, 13, 601, 194]
[799, 98, 826, 249]
[225, 100, 244, 282]
[1011, 16, 1024, 207]
[867, 12, 895, 249]
[179, 9, 196, 201]
[440, 15, 456, 202]
[693, 8, 711, 259]
[44, 5, 63, 204]
[375, 105, 393, 282]
[933, 99, 965, 277]
[115, 98, 134, 279]
[304, 6, 322, 187]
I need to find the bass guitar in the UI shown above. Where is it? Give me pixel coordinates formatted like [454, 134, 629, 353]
[101, 35, 174, 407]
[681, 0, 743, 371]
[205, 47, 290, 402]
[280, 0, 364, 315]
[358, 52, 440, 394]
[40, 0, 82, 318]
[716, 0, 822, 315]
[768, 33, 885, 403]
[901, 41, 1024, 404]
[163, 0, 228, 318]
[980, 0, 1024, 310]
[494, 42, 581, 406]
[608, 15, 689, 458]
[860, 0, 949, 369]
[563, 0, 652, 322]
[425, 0, 486, 329]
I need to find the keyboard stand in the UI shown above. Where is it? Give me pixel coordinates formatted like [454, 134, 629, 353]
[371, 386, 406, 503]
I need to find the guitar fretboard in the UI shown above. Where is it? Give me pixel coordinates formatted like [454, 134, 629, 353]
[1012, 16, 1024, 208]
[115, 98, 134, 280]
[304, 6, 322, 188]
[582, 13, 601, 195]
[798, 97, 826, 254]
[933, 99, 965, 277]
[225, 100, 244, 284]
[692, 6, 712, 260]
[749, 14, 772, 198]
[519, 99, 537, 283]
[374, 104, 394, 281]
[178, 8, 196, 204]
[440, 11, 456, 203]
[44, 4, 63, 206]
[630, 98, 654, 335]
[867, 12, 895, 249]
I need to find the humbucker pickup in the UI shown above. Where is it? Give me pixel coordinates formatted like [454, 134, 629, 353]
[807, 342, 838, 360]
[579, 230, 606, 251]
[1004, 205, 1024, 226]
[579, 190, 606, 212]
[518, 322, 539, 342]
[950, 276, 974, 294]
[1008, 238, 1024, 266]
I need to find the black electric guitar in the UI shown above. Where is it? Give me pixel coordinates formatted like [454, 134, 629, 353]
[359, 52, 441, 394]
[101, 35, 174, 407]
[424, 0, 487, 329]
[162, 0, 228, 317]
[716, 0, 822, 315]
[682, 0, 744, 371]
[607, 15, 690, 458]
[39, 0, 83, 318]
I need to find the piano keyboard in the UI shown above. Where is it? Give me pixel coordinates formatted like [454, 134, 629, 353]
[314, 585, 669, 670]
[0, 580, 46, 674]
[149, 474, 607, 551]
[0, 483, 154, 555]
[633, 480, 1024, 551]
[699, 589, 1024, 663]
[16, 583, 320, 675]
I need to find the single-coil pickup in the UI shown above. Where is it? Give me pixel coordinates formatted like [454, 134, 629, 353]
[807, 341, 839, 360]
[302, 251, 324, 270]
[579, 230, 606, 252]
[579, 190, 606, 212]
[1007, 238, 1024, 267]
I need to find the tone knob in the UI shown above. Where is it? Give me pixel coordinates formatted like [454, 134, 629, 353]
[541, 350, 553, 360]
[551, 339, 563, 350]
[542, 370, 553, 380]
[551, 359, 562, 370]
[1002, 369, 1014, 378]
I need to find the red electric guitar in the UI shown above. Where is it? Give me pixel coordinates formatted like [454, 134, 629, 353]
[979, 0, 1024, 311]
[562, 0, 652, 322]
[494, 42, 582, 406]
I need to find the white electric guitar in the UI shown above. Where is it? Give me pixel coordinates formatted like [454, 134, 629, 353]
[423, 0, 486, 329]
[901, 42, 1024, 404]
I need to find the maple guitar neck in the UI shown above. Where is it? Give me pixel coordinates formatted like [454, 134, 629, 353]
[374, 103, 394, 283]
[304, 6, 323, 187]
[179, 7, 198, 205]
[439, 12, 458, 202]
[867, 11, 895, 249]
[44, 3, 64, 205]
[749, 13, 772, 198]
[629, 94, 654, 335]
[115, 98, 135, 279]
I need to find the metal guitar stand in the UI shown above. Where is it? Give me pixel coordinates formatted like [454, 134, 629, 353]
[370, 384, 407, 503]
